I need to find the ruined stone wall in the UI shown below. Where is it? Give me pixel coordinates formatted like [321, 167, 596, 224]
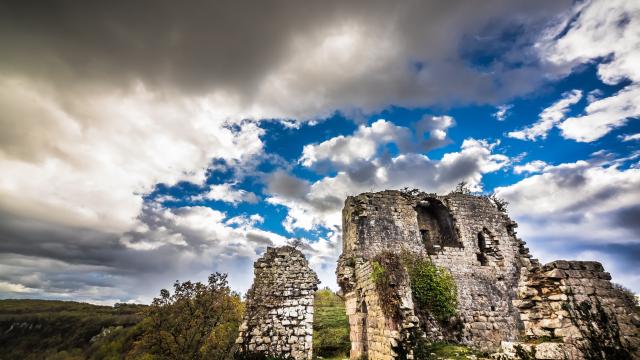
[237, 246, 319, 360]
[428, 193, 535, 349]
[342, 258, 419, 360]
[337, 190, 638, 359]
[515, 260, 640, 359]
[338, 190, 534, 356]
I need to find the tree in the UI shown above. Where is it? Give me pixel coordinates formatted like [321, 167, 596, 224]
[141, 273, 244, 360]
[452, 181, 471, 195]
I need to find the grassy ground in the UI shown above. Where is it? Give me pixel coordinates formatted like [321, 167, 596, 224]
[415, 341, 487, 360]
[313, 288, 350, 359]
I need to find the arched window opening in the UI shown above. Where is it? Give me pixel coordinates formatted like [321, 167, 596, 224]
[416, 199, 461, 254]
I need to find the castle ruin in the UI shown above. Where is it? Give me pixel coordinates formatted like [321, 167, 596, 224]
[236, 246, 320, 360]
[336, 190, 639, 359]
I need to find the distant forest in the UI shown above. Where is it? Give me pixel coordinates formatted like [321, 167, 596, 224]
[0, 273, 349, 360]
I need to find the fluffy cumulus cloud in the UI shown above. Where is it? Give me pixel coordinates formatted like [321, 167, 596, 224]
[507, 90, 582, 140]
[495, 155, 640, 290]
[0, 78, 264, 233]
[0, 201, 296, 303]
[192, 183, 259, 205]
[300, 116, 454, 169]
[513, 160, 548, 174]
[537, 0, 640, 142]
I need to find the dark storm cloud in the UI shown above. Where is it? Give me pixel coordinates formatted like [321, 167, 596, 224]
[612, 204, 640, 235]
[0, 205, 280, 301]
[0, 0, 571, 107]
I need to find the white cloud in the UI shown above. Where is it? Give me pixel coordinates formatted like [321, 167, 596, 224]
[192, 183, 259, 205]
[621, 133, 640, 142]
[559, 85, 640, 142]
[537, 0, 640, 142]
[299, 116, 454, 169]
[0, 281, 37, 294]
[299, 119, 413, 168]
[0, 77, 264, 232]
[507, 90, 582, 140]
[513, 160, 548, 174]
[493, 104, 512, 121]
[495, 159, 640, 244]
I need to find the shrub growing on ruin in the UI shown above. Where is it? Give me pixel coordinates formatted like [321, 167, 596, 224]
[612, 283, 639, 309]
[405, 255, 458, 322]
[371, 252, 407, 322]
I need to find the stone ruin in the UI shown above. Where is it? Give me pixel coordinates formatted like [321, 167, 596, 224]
[237, 190, 638, 359]
[236, 246, 320, 360]
[336, 190, 640, 359]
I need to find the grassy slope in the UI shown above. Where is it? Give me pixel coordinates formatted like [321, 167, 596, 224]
[0, 299, 145, 360]
[313, 289, 350, 359]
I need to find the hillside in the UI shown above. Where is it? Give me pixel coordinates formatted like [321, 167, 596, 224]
[313, 289, 350, 359]
[0, 290, 353, 360]
[0, 299, 146, 360]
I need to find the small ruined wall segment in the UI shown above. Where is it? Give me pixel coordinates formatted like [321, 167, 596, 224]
[515, 260, 640, 359]
[237, 246, 320, 360]
[337, 190, 639, 359]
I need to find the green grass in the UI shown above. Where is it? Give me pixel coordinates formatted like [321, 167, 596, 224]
[313, 289, 350, 359]
[415, 341, 486, 360]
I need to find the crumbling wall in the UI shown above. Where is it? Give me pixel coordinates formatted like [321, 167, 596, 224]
[337, 190, 639, 359]
[337, 190, 533, 357]
[341, 257, 419, 360]
[237, 246, 320, 360]
[515, 260, 640, 359]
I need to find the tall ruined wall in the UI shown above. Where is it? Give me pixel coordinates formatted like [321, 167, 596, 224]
[337, 190, 639, 359]
[338, 190, 534, 356]
[237, 246, 320, 360]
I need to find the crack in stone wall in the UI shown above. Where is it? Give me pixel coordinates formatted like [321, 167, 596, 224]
[236, 246, 319, 360]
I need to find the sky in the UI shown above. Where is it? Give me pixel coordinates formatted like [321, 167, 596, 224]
[0, 0, 639, 304]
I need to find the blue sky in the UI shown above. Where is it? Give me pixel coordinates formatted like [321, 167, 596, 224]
[0, 0, 638, 303]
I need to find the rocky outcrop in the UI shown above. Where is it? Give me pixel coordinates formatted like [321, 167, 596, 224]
[236, 246, 320, 360]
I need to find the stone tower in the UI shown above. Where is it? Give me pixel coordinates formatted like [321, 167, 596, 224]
[336, 190, 639, 359]
[236, 246, 320, 360]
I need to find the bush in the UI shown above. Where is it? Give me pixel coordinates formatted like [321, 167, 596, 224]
[371, 253, 407, 322]
[612, 283, 639, 309]
[141, 272, 244, 360]
[370, 252, 458, 324]
[406, 256, 458, 322]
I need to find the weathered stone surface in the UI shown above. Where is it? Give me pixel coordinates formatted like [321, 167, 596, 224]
[336, 190, 640, 360]
[236, 246, 319, 360]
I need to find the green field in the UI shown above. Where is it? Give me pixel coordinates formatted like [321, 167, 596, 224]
[313, 289, 350, 359]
